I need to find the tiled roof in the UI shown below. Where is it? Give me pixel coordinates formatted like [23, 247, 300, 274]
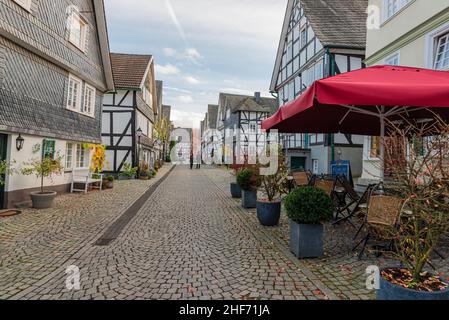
[111, 53, 152, 89]
[207, 105, 219, 129]
[301, 0, 368, 48]
[220, 93, 278, 114]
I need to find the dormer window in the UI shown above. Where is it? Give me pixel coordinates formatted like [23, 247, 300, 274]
[68, 12, 87, 51]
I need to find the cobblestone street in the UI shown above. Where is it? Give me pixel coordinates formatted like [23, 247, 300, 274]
[1, 165, 448, 300]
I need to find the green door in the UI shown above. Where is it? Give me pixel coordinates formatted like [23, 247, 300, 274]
[0, 134, 7, 209]
[291, 157, 306, 171]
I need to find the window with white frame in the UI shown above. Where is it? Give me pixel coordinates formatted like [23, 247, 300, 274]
[66, 143, 73, 169]
[385, 52, 400, 66]
[83, 84, 95, 115]
[434, 32, 449, 70]
[68, 12, 87, 51]
[383, 0, 412, 21]
[67, 75, 82, 111]
[13, 0, 32, 11]
[75, 144, 86, 168]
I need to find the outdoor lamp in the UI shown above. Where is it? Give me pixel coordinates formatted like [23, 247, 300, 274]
[16, 134, 25, 151]
[137, 127, 143, 136]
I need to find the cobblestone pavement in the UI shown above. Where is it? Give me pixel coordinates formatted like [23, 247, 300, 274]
[0, 164, 173, 300]
[203, 166, 449, 300]
[1, 165, 336, 300]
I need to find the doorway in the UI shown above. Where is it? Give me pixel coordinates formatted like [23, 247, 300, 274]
[291, 156, 306, 171]
[0, 134, 7, 209]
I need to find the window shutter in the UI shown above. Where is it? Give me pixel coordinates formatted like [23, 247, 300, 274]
[84, 25, 90, 55]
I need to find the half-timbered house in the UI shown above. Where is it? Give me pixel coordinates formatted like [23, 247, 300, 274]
[216, 92, 278, 163]
[201, 105, 219, 161]
[0, 0, 114, 208]
[102, 53, 158, 174]
[270, 0, 368, 176]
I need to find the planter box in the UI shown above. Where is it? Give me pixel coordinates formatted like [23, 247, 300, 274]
[257, 201, 281, 226]
[241, 190, 257, 209]
[230, 182, 242, 198]
[377, 269, 449, 300]
[290, 220, 324, 258]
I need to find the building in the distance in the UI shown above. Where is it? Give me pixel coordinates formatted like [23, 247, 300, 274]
[359, 0, 449, 186]
[270, 0, 368, 175]
[172, 127, 193, 163]
[0, 0, 114, 208]
[216, 92, 278, 164]
[102, 53, 158, 173]
[201, 105, 219, 161]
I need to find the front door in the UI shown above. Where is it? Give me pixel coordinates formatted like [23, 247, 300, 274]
[291, 156, 306, 171]
[0, 134, 7, 209]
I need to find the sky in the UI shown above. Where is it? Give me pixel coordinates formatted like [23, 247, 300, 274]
[104, 0, 286, 129]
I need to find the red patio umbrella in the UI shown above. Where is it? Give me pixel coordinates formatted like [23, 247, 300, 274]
[262, 65, 449, 179]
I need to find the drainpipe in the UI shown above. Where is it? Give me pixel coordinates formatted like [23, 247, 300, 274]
[327, 48, 336, 164]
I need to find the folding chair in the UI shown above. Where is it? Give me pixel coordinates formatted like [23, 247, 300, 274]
[353, 194, 403, 260]
[292, 170, 312, 188]
[314, 178, 336, 198]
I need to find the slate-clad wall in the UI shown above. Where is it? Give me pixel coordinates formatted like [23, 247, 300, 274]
[0, 0, 106, 143]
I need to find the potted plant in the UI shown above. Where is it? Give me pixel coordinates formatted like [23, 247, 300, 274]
[230, 164, 244, 199]
[139, 161, 150, 180]
[237, 167, 260, 209]
[0, 160, 22, 217]
[20, 156, 64, 209]
[257, 151, 288, 226]
[104, 175, 114, 189]
[118, 163, 138, 180]
[375, 118, 449, 300]
[284, 187, 334, 258]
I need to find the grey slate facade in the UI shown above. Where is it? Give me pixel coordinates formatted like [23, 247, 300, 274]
[0, 0, 113, 142]
[0, 0, 113, 208]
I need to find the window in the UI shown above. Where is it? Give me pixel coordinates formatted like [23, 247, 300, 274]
[383, 0, 412, 21]
[13, 0, 32, 11]
[83, 84, 95, 115]
[68, 12, 87, 51]
[300, 27, 307, 48]
[66, 143, 73, 169]
[312, 159, 319, 174]
[76, 144, 86, 168]
[434, 33, 449, 70]
[67, 75, 82, 111]
[370, 136, 381, 158]
[385, 52, 400, 66]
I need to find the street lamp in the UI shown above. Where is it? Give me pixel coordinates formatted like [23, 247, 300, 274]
[16, 134, 25, 151]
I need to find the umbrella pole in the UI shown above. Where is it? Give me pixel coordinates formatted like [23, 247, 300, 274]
[380, 106, 386, 181]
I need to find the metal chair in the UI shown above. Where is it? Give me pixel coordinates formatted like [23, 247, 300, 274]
[353, 194, 404, 260]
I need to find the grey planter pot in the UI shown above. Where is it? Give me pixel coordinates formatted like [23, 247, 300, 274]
[241, 190, 257, 209]
[290, 220, 324, 258]
[30, 191, 57, 209]
[230, 182, 242, 198]
[257, 201, 281, 226]
[377, 269, 449, 300]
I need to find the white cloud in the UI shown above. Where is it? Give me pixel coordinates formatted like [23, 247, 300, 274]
[165, 86, 192, 94]
[155, 63, 180, 75]
[184, 76, 200, 85]
[177, 95, 194, 104]
[163, 47, 176, 57]
[185, 48, 202, 60]
[171, 109, 204, 128]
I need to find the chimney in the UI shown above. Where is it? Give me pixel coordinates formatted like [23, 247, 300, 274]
[254, 92, 261, 103]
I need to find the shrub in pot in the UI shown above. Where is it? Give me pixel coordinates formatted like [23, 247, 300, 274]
[257, 149, 288, 226]
[375, 119, 449, 300]
[230, 164, 244, 199]
[20, 156, 64, 209]
[284, 187, 334, 258]
[118, 163, 138, 180]
[104, 175, 114, 189]
[139, 161, 150, 180]
[237, 167, 260, 209]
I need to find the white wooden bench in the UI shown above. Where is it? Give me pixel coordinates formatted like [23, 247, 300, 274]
[70, 169, 103, 194]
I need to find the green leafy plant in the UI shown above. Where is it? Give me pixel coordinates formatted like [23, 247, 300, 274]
[237, 167, 260, 192]
[120, 163, 138, 178]
[106, 175, 114, 182]
[0, 160, 15, 186]
[20, 156, 64, 193]
[91, 173, 101, 180]
[284, 187, 334, 224]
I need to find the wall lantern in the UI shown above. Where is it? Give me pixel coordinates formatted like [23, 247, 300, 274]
[16, 134, 25, 151]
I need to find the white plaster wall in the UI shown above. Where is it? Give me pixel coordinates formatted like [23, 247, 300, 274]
[4, 133, 92, 192]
